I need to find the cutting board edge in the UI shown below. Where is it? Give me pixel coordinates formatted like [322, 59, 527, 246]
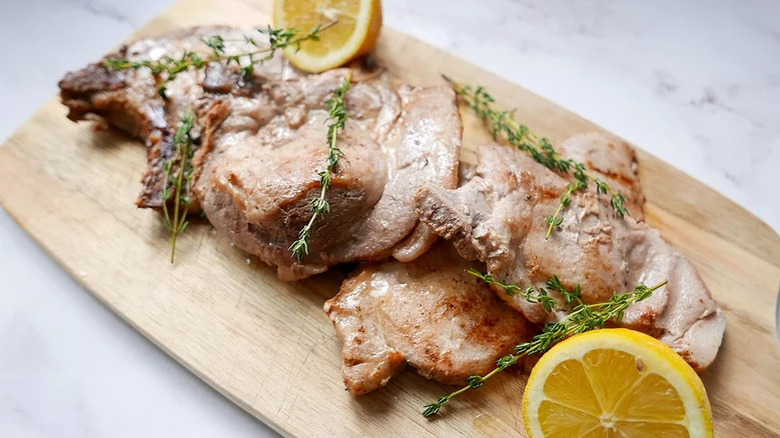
[36, 0, 780, 261]
[1, 0, 779, 434]
[49, 9, 780, 267]
[0, 146, 293, 436]
[377, 26, 780, 266]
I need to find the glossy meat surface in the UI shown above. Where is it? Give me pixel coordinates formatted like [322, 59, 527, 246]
[58, 26, 291, 207]
[415, 134, 725, 372]
[59, 27, 462, 279]
[324, 242, 531, 395]
[195, 76, 461, 280]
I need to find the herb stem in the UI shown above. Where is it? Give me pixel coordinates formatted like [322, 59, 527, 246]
[170, 145, 186, 262]
[467, 269, 558, 312]
[544, 183, 577, 239]
[202, 20, 337, 64]
[289, 78, 351, 260]
[422, 279, 668, 418]
[161, 110, 196, 263]
[442, 76, 630, 237]
[215, 21, 338, 47]
[105, 22, 336, 98]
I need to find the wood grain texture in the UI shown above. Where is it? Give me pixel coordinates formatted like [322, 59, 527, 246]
[1, 0, 779, 436]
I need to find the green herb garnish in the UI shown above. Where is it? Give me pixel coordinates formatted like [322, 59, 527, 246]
[289, 78, 351, 260]
[422, 277, 667, 417]
[105, 22, 335, 99]
[443, 77, 630, 238]
[162, 110, 196, 262]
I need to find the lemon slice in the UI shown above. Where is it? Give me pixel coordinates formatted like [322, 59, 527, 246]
[522, 329, 713, 438]
[273, 0, 382, 73]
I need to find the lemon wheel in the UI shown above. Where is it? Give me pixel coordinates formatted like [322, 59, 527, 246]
[273, 0, 382, 73]
[522, 329, 713, 438]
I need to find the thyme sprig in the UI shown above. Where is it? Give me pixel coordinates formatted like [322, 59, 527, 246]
[467, 269, 558, 312]
[162, 110, 196, 263]
[105, 22, 335, 98]
[443, 77, 630, 238]
[289, 79, 352, 260]
[421, 278, 667, 418]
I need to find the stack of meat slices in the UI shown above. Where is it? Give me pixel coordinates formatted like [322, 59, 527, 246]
[328, 133, 724, 394]
[59, 26, 461, 280]
[58, 26, 725, 396]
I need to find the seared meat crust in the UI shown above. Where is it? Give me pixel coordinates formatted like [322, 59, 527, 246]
[324, 242, 531, 395]
[195, 75, 461, 280]
[59, 27, 462, 279]
[58, 26, 297, 207]
[415, 134, 725, 372]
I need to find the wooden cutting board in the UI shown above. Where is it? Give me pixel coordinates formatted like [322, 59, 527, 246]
[1, 0, 779, 436]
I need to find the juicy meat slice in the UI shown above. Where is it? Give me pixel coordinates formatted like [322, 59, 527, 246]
[195, 76, 461, 280]
[557, 132, 645, 220]
[324, 242, 532, 395]
[58, 26, 299, 207]
[415, 133, 725, 372]
[59, 26, 461, 279]
[626, 229, 726, 370]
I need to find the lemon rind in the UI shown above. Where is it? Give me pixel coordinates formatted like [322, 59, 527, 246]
[522, 328, 713, 438]
[273, 0, 377, 73]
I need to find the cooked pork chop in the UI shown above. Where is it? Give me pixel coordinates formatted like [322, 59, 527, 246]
[59, 26, 461, 279]
[324, 242, 532, 395]
[415, 134, 725, 372]
[194, 75, 461, 280]
[58, 26, 291, 208]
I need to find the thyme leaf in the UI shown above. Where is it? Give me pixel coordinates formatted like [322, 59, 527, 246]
[104, 22, 335, 99]
[107, 23, 335, 261]
[162, 110, 196, 263]
[467, 269, 558, 312]
[442, 77, 630, 238]
[289, 78, 351, 260]
[422, 278, 667, 418]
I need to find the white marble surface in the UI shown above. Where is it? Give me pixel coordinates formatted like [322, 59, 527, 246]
[1, 0, 778, 436]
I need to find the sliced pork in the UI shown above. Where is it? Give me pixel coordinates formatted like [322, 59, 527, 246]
[58, 26, 293, 208]
[324, 242, 532, 395]
[59, 26, 462, 279]
[415, 133, 725, 372]
[194, 75, 461, 280]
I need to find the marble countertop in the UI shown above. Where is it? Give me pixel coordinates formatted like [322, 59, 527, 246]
[1, 0, 777, 436]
